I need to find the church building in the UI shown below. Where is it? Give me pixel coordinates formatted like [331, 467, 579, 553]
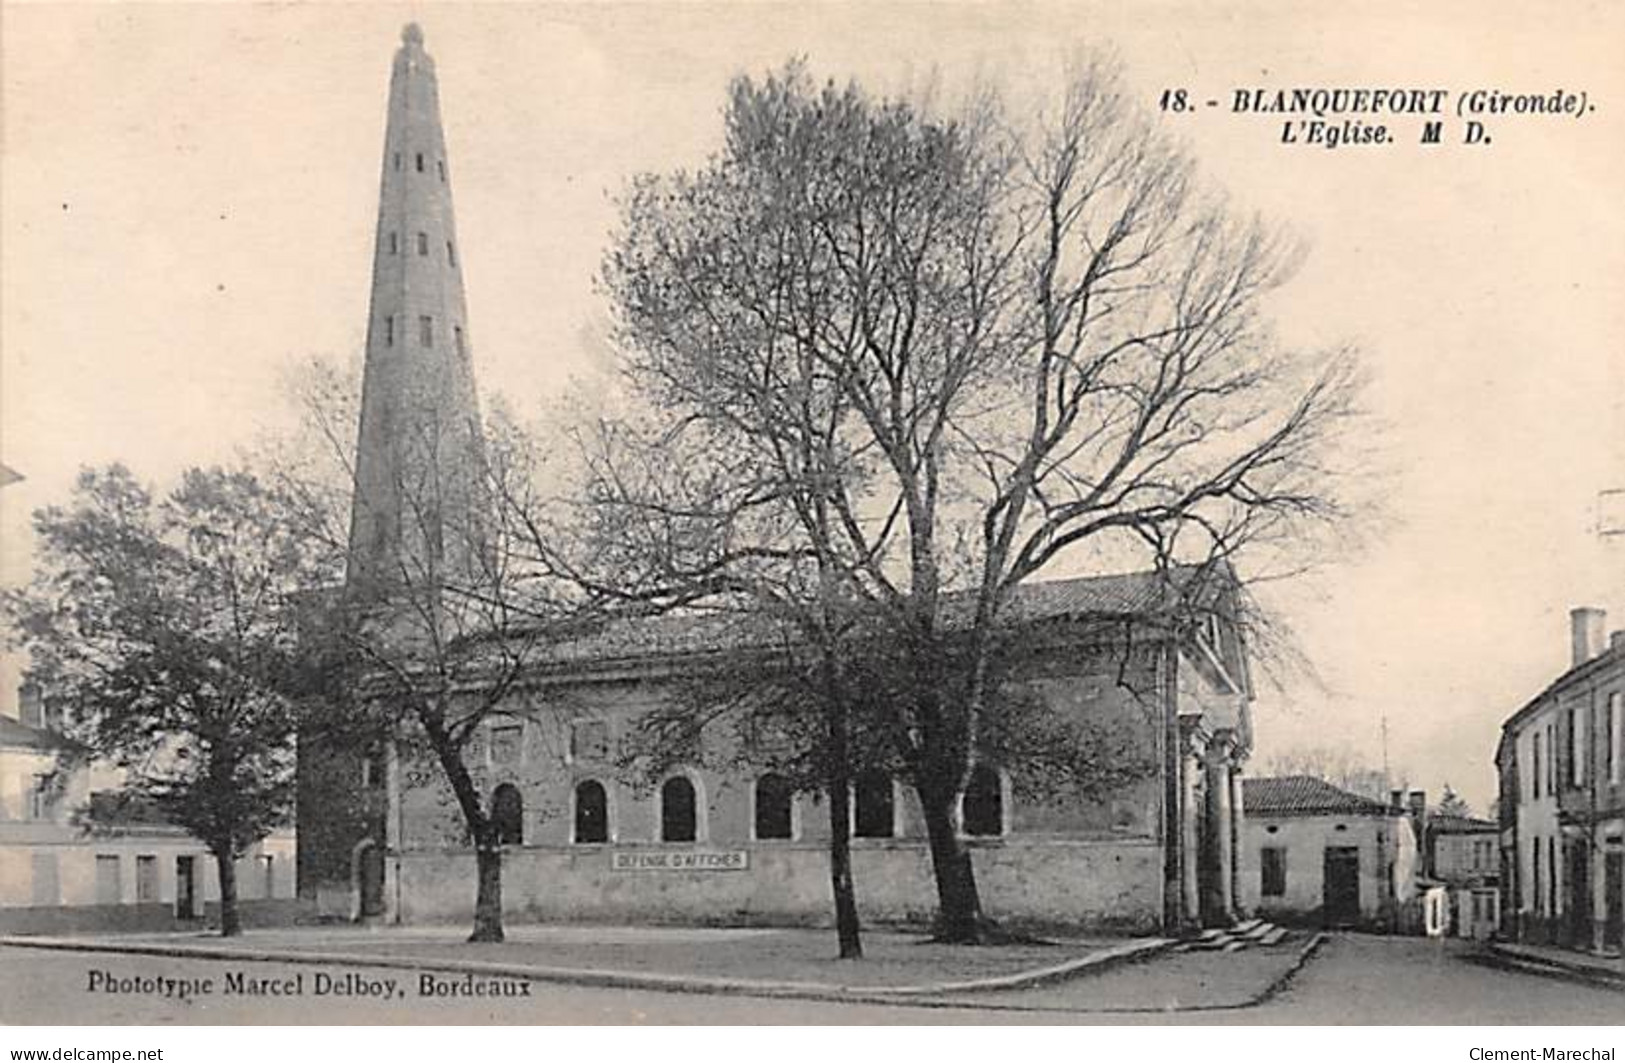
[296, 25, 1256, 936]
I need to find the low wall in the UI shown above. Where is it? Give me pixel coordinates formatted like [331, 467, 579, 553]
[397, 837, 1162, 932]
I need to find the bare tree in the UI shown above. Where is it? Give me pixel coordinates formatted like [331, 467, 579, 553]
[546, 398, 877, 956]
[269, 362, 599, 943]
[1260, 746, 1403, 802]
[601, 59, 1365, 941]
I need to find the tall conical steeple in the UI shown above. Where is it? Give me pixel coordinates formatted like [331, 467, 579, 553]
[347, 23, 485, 595]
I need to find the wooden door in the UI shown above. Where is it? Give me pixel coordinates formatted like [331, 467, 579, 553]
[1322, 846, 1361, 926]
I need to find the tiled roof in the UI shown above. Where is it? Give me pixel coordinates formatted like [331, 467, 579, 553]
[985, 567, 1209, 624]
[525, 565, 1220, 667]
[0, 715, 76, 752]
[1243, 775, 1394, 817]
[1428, 814, 1497, 833]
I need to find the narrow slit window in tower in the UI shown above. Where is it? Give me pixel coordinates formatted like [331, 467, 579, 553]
[420, 315, 433, 347]
[388, 231, 398, 256]
[454, 326, 465, 357]
[393, 152, 401, 172]
[437, 159, 446, 182]
[383, 316, 393, 348]
[446, 241, 457, 268]
[416, 152, 425, 173]
[417, 232, 428, 256]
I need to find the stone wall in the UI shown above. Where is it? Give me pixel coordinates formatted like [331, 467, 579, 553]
[397, 836, 1163, 931]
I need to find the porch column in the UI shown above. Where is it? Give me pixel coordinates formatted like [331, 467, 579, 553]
[1180, 723, 1203, 926]
[1230, 758, 1246, 918]
[1203, 736, 1236, 926]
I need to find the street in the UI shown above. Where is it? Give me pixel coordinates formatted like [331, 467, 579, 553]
[0, 934, 1617, 1025]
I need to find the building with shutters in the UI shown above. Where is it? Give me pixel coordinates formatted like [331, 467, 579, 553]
[1239, 775, 1420, 931]
[1425, 812, 1501, 940]
[1494, 608, 1625, 954]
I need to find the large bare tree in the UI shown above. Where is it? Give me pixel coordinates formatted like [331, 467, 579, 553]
[599, 60, 1364, 941]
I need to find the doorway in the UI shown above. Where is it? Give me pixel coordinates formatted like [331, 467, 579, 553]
[175, 856, 196, 919]
[352, 839, 385, 920]
[1566, 842, 1592, 948]
[1605, 849, 1622, 949]
[1323, 846, 1361, 926]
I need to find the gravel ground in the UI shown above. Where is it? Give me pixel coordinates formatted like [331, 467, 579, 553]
[81, 923, 1128, 989]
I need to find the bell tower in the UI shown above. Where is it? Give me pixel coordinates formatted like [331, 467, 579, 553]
[300, 24, 485, 922]
[347, 22, 485, 597]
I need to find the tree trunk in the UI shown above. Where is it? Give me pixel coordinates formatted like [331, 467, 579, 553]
[215, 850, 241, 938]
[825, 715, 863, 959]
[418, 710, 505, 944]
[917, 780, 987, 943]
[470, 842, 504, 943]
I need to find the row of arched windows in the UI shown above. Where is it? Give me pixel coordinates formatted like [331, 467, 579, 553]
[484, 766, 1006, 847]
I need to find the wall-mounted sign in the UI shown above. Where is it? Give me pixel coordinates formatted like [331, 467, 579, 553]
[611, 850, 749, 872]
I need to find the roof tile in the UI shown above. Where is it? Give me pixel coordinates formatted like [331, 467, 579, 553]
[1243, 775, 1394, 817]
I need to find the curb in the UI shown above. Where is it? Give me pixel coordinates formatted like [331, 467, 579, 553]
[0, 932, 1172, 1005]
[883, 937, 1174, 995]
[1248, 931, 1327, 1007]
[1483, 942, 1625, 993]
[865, 930, 1329, 1015]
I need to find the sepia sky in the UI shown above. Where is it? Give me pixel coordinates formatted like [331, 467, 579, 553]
[3, 1, 1623, 811]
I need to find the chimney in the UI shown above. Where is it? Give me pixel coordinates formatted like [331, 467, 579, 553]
[1409, 790, 1430, 876]
[1571, 607, 1606, 667]
[1611, 630, 1625, 654]
[1389, 789, 1405, 812]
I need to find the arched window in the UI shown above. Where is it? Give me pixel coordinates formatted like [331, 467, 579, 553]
[491, 784, 523, 846]
[754, 774, 794, 840]
[660, 775, 697, 843]
[854, 772, 894, 839]
[574, 780, 608, 844]
[962, 764, 1004, 837]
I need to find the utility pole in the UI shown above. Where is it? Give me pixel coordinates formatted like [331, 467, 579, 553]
[1381, 714, 1391, 794]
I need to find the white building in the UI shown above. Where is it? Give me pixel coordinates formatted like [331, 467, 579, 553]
[1495, 607, 1624, 953]
[1239, 775, 1419, 931]
[0, 702, 295, 933]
